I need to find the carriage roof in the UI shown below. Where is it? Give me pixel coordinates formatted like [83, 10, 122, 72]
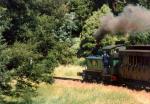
[119, 49, 150, 56]
[102, 44, 125, 50]
[127, 45, 150, 50]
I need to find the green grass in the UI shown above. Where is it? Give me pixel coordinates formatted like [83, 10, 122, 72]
[33, 82, 142, 104]
[54, 65, 84, 79]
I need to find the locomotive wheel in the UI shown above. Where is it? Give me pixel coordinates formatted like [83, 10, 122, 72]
[82, 70, 102, 83]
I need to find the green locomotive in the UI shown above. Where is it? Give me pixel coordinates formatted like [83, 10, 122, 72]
[79, 44, 125, 82]
[79, 44, 150, 88]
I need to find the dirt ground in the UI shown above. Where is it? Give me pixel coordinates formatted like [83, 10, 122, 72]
[55, 79, 150, 104]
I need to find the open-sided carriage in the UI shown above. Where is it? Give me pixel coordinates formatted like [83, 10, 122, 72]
[119, 45, 150, 87]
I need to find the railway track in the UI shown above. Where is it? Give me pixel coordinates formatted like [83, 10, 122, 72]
[54, 76, 82, 82]
[54, 76, 150, 92]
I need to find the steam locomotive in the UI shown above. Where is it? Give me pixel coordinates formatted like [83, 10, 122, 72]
[78, 43, 150, 89]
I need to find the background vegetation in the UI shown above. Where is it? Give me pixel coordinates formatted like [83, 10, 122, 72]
[0, 0, 150, 103]
[54, 65, 84, 79]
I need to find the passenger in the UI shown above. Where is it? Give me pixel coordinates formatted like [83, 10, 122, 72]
[113, 50, 118, 58]
[102, 51, 110, 75]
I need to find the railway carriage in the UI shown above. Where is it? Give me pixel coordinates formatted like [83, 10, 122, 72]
[119, 45, 150, 86]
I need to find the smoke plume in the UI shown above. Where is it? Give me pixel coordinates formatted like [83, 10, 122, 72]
[94, 4, 150, 42]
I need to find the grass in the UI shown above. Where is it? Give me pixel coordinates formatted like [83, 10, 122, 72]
[54, 65, 84, 79]
[46, 65, 147, 104]
[3, 65, 149, 104]
[33, 81, 142, 104]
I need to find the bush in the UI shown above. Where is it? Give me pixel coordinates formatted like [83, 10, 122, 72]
[0, 42, 58, 97]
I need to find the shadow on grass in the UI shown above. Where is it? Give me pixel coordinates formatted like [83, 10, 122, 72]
[0, 97, 33, 104]
[0, 93, 36, 104]
[102, 80, 150, 92]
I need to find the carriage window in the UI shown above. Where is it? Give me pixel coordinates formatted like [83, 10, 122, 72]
[124, 55, 128, 64]
[137, 56, 144, 66]
[144, 57, 149, 65]
[140, 57, 150, 65]
[148, 57, 150, 66]
[127, 56, 129, 64]
[131, 56, 134, 65]
[142, 57, 144, 66]
[127, 55, 150, 66]
[137, 56, 141, 65]
[134, 56, 137, 65]
[129, 55, 134, 65]
[129, 56, 131, 65]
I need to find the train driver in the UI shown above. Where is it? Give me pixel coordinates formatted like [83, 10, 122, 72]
[102, 51, 110, 75]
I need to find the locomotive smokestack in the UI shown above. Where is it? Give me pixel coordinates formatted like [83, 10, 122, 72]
[94, 4, 150, 42]
[94, 27, 109, 43]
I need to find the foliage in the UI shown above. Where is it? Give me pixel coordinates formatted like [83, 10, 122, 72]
[54, 12, 78, 41]
[77, 36, 95, 57]
[0, 0, 86, 99]
[54, 38, 81, 65]
[82, 4, 111, 36]
[0, 0, 150, 103]
[78, 5, 111, 57]
[0, 0, 69, 99]
[138, 0, 150, 9]
[0, 6, 11, 97]
[0, 35, 10, 96]
[53, 12, 81, 64]
[128, 32, 150, 44]
[115, 1, 126, 14]
[68, 0, 93, 33]
[101, 35, 118, 46]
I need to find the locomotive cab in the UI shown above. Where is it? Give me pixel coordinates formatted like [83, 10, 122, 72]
[102, 45, 125, 81]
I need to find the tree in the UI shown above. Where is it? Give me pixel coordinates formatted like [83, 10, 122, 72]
[0, 0, 72, 99]
[138, 0, 150, 9]
[128, 32, 150, 44]
[0, 5, 11, 96]
[67, 0, 93, 36]
[78, 4, 111, 57]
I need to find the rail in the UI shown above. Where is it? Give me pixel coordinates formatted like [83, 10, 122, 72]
[54, 76, 82, 81]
